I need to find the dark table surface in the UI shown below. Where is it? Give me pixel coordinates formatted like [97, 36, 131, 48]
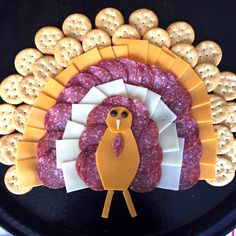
[0, 0, 236, 235]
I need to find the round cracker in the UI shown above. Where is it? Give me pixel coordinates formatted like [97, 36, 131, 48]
[82, 29, 111, 52]
[225, 139, 236, 170]
[4, 165, 32, 194]
[1, 133, 22, 165]
[214, 124, 234, 155]
[196, 40, 222, 66]
[112, 24, 141, 44]
[206, 156, 235, 187]
[171, 43, 198, 67]
[194, 63, 220, 92]
[35, 26, 64, 54]
[12, 104, 31, 133]
[18, 75, 45, 105]
[210, 94, 229, 124]
[62, 13, 92, 41]
[95, 8, 124, 36]
[0, 104, 16, 135]
[143, 28, 171, 48]
[129, 8, 158, 36]
[222, 102, 236, 132]
[213, 71, 236, 101]
[32, 55, 63, 81]
[54, 37, 83, 67]
[14, 48, 42, 76]
[167, 21, 195, 46]
[0, 74, 23, 104]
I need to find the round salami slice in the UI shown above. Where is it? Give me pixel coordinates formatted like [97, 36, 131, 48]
[76, 146, 103, 191]
[37, 149, 65, 189]
[44, 103, 72, 132]
[83, 65, 112, 83]
[138, 63, 154, 90]
[179, 164, 200, 190]
[130, 167, 161, 193]
[67, 72, 100, 89]
[176, 116, 199, 149]
[102, 96, 132, 110]
[97, 60, 128, 82]
[37, 131, 63, 159]
[86, 104, 113, 126]
[116, 58, 141, 86]
[182, 140, 202, 167]
[137, 120, 159, 154]
[57, 86, 87, 104]
[79, 124, 107, 151]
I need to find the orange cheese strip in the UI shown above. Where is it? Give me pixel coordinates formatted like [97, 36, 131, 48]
[156, 50, 175, 70]
[72, 48, 102, 71]
[34, 92, 56, 111]
[112, 45, 128, 58]
[23, 126, 46, 142]
[190, 103, 212, 123]
[161, 46, 176, 57]
[122, 190, 137, 217]
[102, 190, 114, 218]
[200, 164, 216, 180]
[26, 107, 47, 129]
[147, 44, 161, 65]
[200, 139, 217, 165]
[179, 67, 203, 91]
[17, 158, 42, 188]
[42, 78, 65, 99]
[16, 141, 38, 160]
[198, 122, 217, 141]
[99, 46, 116, 60]
[189, 83, 210, 108]
[54, 64, 79, 86]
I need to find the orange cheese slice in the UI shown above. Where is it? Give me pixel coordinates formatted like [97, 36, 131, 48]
[17, 158, 42, 188]
[99, 46, 116, 60]
[190, 103, 212, 123]
[200, 139, 217, 165]
[156, 50, 175, 70]
[198, 122, 217, 142]
[34, 92, 56, 111]
[200, 164, 216, 180]
[161, 46, 176, 57]
[26, 107, 47, 129]
[16, 141, 38, 160]
[72, 48, 102, 71]
[54, 64, 79, 86]
[42, 78, 65, 99]
[112, 45, 128, 58]
[147, 44, 161, 65]
[23, 126, 46, 142]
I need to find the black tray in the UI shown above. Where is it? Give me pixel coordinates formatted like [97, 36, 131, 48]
[0, 0, 236, 235]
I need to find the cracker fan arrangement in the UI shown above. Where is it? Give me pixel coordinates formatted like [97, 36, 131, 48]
[0, 8, 235, 218]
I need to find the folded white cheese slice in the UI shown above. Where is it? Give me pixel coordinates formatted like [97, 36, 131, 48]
[72, 104, 96, 124]
[63, 121, 85, 139]
[80, 87, 107, 104]
[144, 90, 161, 117]
[125, 84, 148, 102]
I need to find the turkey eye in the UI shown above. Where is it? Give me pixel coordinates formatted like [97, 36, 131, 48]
[121, 111, 128, 118]
[110, 110, 117, 117]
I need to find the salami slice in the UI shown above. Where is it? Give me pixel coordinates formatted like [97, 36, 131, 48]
[79, 124, 107, 151]
[176, 116, 199, 149]
[37, 149, 65, 189]
[116, 58, 141, 86]
[37, 131, 63, 159]
[138, 63, 154, 90]
[179, 164, 200, 190]
[67, 72, 100, 89]
[44, 103, 72, 132]
[57, 86, 87, 104]
[83, 65, 112, 83]
[102, 96, 132, 110]
[112, 134, 123, 157]
[76, 146, 103, 191]
[97, 60, 128, 82]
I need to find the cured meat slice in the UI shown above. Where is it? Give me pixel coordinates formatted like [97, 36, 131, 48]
[83, 65, 112, 83]
[138, 62, 154, 89]
[112, 134, 123, 157]
[97, 60, 128, 82]
[37, 149, 65, 189]
[44, 103, 72, 132]
[57, 86, 87, 104]
[102, 95, 132, 109]
[67, 72, 100, 89]
[76, 146, 103, 191]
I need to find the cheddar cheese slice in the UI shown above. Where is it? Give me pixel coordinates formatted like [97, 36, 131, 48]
[147, 44, 161, 65]
[190, 103, 212, 123]
[99, 46, 116, 60]
[26, 107, 47, 129]
[198, 122, 217, 141]
[23, 126, 46, 142]
[200, 164, 216, 180]
[112, 45, 128, 58]
[34, 92, 56, 111]
[42, 78, 65, 99]
[16, 141, 38, 160]
[200, 139, 217, 165]
[156, 50, 175, 70]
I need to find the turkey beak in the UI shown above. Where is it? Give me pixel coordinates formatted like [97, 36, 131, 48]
[116, 119, 121, 130]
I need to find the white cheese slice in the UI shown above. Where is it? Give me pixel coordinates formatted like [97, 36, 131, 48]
[72, 104, 96, 124]
[56, 139, 80, 168]
[158, 123, 179, 152]
[63, 121, 85, 139]
[162, 138, 184, 167]
[151, 100, 177, 133]
[144, 90, 161, 116]
[96, 79, 127, 97]
[80, 87, 107, 104]
[125, 84, 147, 102]
[62, 160, 88, 193]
